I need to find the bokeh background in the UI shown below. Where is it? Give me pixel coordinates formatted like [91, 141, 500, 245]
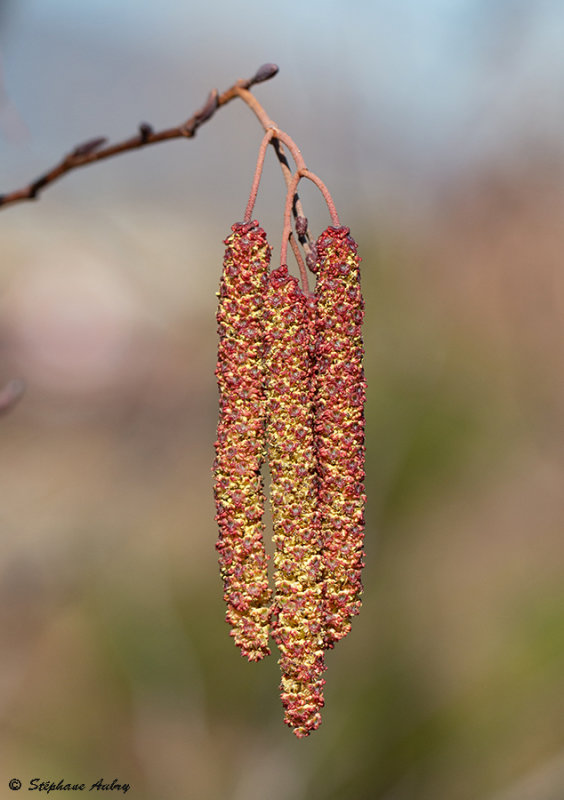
[1, 1, 564, 798]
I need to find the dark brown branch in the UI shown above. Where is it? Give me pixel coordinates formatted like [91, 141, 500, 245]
[0, 63, 279, 211]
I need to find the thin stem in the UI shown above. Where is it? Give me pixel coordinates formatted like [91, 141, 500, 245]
[271, 137, 313, 259]
[300, 169, 340, 226]
[234, 86, 277, 131]
[280, 171, 302, 268]
[270, 130, 307, 173]
[244, 129, 275, 223]
[279, 163, 341, 292]
[289, 233, 310, 295]
[235, 86, 313, 257]
[236, 87, 341, 261]
[235, 88, 309, 175]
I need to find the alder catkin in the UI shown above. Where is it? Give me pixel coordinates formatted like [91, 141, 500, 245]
[264, 265, 326, 737]
[214, 221, 272, 661]
[313, 226, 366, 648]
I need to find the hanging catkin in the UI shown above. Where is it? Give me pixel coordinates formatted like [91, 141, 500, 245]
[214, 221, 273, 661]
[264, 265, 326, 738]
[313, 225, 366, 648]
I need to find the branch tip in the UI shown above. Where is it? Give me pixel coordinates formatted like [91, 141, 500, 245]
[251, 63, 279, 85]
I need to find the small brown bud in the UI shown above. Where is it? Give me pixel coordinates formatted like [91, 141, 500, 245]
[251, 63, 280, 85]
[295, 216, 308, 237]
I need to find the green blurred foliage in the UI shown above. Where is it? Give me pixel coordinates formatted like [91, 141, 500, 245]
[1, 214, 564, 799]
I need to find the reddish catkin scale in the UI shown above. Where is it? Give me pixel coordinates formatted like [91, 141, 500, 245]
[214, 221, 273, 661]
[313, 226, 366, 648]
[264, 265, 326, 738]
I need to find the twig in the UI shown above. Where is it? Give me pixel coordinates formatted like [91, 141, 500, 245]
[244, 129, 275, 223]
[0, 63, 280, 210]
[300, 169, 340, 226]
[280, 171, 302, 270]
[280, 166, 340, 294]
[288, 233, 309, 295]
[0, 378, 25, 415]
[0, 60, 337, 285]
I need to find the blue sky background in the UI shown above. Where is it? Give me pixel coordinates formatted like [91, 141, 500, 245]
[0, 0, 563, 233]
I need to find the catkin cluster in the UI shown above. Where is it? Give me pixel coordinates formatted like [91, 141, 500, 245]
[214, 220, 365, 737]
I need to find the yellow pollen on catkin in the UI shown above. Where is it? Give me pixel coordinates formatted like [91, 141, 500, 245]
[264, 264, 326, 737]
[214, 221, 273, 662]
[314, 225, 366, 648]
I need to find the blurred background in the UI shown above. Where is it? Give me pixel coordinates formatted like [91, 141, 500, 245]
[1, 1, 564, 798]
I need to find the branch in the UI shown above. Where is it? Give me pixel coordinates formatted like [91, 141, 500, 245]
[0, 63, 279, 211]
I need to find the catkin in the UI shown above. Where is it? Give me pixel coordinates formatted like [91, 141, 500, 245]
[264, 265, 326, 737]
[313, 226, 366, 648]
[214, 221, 272, 661]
